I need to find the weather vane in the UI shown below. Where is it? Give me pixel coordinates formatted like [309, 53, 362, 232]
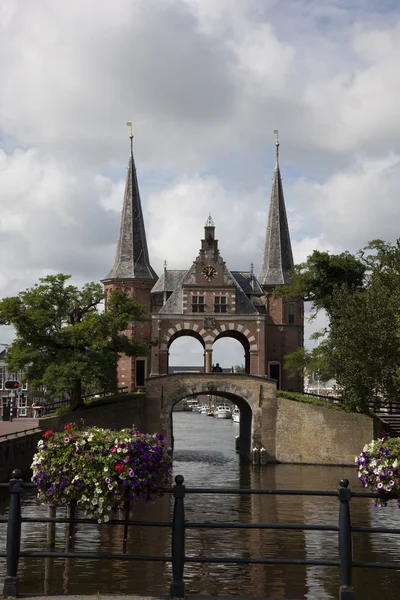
[127, 122, 134, 154]
[273, 129, 280, 161]
[126, 122, 133, 139]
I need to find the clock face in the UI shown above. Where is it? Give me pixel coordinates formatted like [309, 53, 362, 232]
[202, 265, 217, 281]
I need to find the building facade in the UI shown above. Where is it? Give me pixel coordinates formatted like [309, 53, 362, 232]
[102, 136, 304, 392]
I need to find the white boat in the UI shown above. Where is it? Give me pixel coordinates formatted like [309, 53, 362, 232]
[199, 406, 208, 414]
[232, 408, 240, 423]
[214, 404, 232, 419]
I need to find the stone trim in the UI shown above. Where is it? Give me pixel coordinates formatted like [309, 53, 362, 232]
[164, 321, 257, 348]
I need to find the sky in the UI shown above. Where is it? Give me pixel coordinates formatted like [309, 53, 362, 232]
[1, 0, 400, 368]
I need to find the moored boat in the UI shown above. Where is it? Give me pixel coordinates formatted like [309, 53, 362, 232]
[232, 407, 240, 423]
[214, 404, 232, 419]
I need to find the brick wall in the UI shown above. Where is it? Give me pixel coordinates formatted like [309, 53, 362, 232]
[274, 396, 377, 465]
[0, 431, 43, 482]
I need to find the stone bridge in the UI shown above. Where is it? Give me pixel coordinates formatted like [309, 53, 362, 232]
[145, 373, 277, 461]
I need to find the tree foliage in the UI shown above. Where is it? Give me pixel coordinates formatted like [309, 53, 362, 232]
[279, 240, 400, 413]
[276, 249, 366, 315]
[0, 274, 149, 410]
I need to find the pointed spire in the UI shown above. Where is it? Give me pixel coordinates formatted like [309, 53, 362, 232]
[258, 132, 294, 287]
[205, 213, 215, 227]
[103, 128, 157, 282]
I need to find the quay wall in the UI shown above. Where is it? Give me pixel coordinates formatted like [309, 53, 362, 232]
[38, 396, 148, 434]
[0, 397, 149, 482]
[273, 396, 379, 466]
[0, 431, 43, 482]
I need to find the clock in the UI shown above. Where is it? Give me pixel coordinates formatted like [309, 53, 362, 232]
[202, 265, 217, 281]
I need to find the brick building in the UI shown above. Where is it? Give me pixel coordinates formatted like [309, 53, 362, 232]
[102, 135, 303, 392]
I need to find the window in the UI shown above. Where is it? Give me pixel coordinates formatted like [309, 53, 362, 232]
[135, 359, 146, 388]
[192, 295, 205, 313]
[214, 296, 227, 313]
[18, 370, 28, 391]
[0, 367, 3, 390]
[288, 303, 295, 324]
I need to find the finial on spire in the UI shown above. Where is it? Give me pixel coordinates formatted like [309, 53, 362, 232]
[205, 213, 215, 227]
[274, 129, 279, 164]
[164, 259, 167, 270]
[127, 121, 134, 155]
[250, 262, 254, 276]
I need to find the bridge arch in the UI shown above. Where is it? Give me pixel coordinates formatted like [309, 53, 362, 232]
[145, 373, 277, 461]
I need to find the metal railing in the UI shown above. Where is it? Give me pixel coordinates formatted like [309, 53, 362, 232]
[1, 471, 399, 598]
[32, 386, 130, 416]
[0, 427, 42, 442]
[302, 391, 400, 417]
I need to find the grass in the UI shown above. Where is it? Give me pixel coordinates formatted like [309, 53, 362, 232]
[55, 392, 145, 415]
[277, 390, 348, 412]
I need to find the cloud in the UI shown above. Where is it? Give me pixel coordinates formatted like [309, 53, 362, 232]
[1, 0, 400, 364]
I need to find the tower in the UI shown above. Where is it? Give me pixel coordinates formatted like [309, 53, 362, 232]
[102, 130, 157, 391]
[258, 132, 304, 391]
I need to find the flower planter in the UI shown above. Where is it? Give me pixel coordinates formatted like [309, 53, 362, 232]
[32, 421, 172, 522]
[356, 437, 400, 507]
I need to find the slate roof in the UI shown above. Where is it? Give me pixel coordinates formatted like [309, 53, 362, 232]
[151, 270, 186, 294]
[231, 271, 263, 295]
[258, 154, 294, 286]
[159, 285, 184, 314]
[103, 150, 157, 282]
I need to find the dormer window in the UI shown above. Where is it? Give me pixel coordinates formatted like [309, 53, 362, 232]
[192, 295, 205, 313]
[214, 296, 227, 313]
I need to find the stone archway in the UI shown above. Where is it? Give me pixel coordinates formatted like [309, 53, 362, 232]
[145, 373, 277, 462]
[213, 329, 251, 373]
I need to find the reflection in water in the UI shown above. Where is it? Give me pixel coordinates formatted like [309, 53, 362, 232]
[0, 412, 399, 598]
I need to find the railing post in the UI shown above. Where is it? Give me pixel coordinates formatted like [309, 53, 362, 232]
[3, 469, 22, 598]
[65, 499, 76, 552]
[338, 478, 355, 600]
[170, 474, 185, 598]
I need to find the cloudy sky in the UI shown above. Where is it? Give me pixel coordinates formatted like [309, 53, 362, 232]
[1, 0, 400, 367]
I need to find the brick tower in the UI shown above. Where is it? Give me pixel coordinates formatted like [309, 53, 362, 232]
[258, 134, 304, 391]
[105, 133, 303, 392]
[102, 133, 157, 391]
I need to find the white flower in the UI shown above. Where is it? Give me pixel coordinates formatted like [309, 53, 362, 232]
[393, 459, 398, 469]
[92, 498, 98, 505]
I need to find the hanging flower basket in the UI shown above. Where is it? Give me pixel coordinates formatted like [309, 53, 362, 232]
[31, 422, 172, 522]
[356, 437, 400, 507]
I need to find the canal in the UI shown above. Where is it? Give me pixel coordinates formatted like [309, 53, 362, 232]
[1, 412, 400, 599]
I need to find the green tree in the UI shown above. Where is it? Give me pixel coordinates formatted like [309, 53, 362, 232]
[280, 240, 400, 413]
[234, 364, 245, 373]
[276, 249, 366, 315]
[0, 274, 149, 410]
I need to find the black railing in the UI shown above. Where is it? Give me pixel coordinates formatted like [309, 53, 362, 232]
[39, 386, 130, 415]
[80, 385, 129, 402]
[1, 470, 399, 599]
[302, 391, 400, 417]
[0, 427, 42, 442]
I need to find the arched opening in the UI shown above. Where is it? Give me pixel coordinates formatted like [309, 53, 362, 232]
[213, 331, 251, 373]
[170, 389, 253, 474]
[168, 330, 205, 372]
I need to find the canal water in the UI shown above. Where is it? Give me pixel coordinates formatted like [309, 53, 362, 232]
[1, 412, 400, 599]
